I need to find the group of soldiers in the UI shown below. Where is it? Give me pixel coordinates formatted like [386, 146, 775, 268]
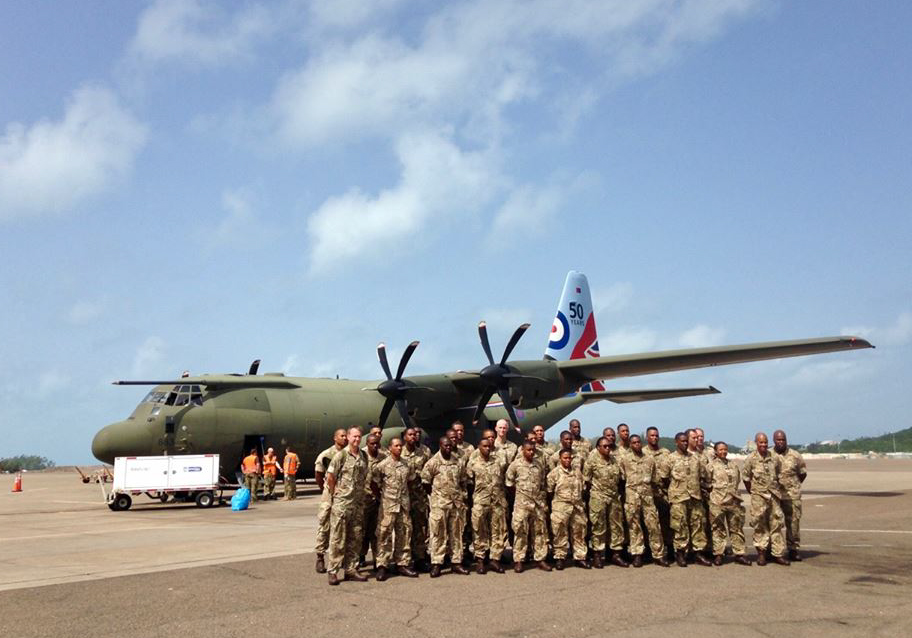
[313, 418, 807, 585]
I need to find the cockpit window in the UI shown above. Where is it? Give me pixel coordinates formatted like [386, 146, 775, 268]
[142, 391, 169, 404]
[166, 384, 204, 407]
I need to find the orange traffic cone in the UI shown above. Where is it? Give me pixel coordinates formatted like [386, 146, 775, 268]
[12, 472, 22, 492]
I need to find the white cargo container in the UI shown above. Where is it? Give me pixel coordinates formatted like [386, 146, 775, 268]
[105, 454, 222, 511]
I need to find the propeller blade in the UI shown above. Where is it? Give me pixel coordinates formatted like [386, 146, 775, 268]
[478, 322, 495, 365]
[395, 340, 420, 381]
[377, 343, 393, 380]
[378, 397, 395, 428]
[498, 387, 521, 429]
[472, 386, 497, 425]
[395, 399, 411, 427]
[500, 323, 531, 365]
[248, 359, 261, 375]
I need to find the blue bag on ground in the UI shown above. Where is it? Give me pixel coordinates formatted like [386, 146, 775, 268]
[231, 487, 251, 511]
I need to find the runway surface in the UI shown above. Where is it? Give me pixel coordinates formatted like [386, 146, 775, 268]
[1, 458, 910, 637]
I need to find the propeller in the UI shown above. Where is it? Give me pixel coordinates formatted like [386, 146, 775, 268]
[464, 321, 540, 428]
[368, 341, 431, 428]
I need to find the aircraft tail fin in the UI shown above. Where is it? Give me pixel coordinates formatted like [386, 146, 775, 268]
[544, 271, 605, 391]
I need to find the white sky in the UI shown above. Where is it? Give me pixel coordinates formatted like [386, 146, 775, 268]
[1, 1, 909, 463]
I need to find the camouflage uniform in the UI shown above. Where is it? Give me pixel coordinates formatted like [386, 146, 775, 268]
[421, 452, 467, 565]
[775, 447, 807, 552]
[645, 446, 673, 554]
[547, 448, 584, 472]
[314, 444, 344, 556]
[361, 449, 388, 562]
[584, 451, 625, 553]
[455, 442, 475, 555]
[326, 448, 369, 575]
[371, 455, 415, 568]
[506, 456, 549, 562]
[493, 438, 518, 466]
[742, 451, 786, 557]
[663, 449, 709, 551]
[709, 457, 746, 556]
[698, 447, 715, 544]
[547, 464, 588, 561]
[402, 443, 432, 563]
[620, 452, 664, 558]
[571, 437, 592, 458]
[467, 453, 508, 560]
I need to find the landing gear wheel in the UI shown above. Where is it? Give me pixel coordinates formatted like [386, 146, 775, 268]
[195, 491, 215, 508]
[111, 494, 132, 511]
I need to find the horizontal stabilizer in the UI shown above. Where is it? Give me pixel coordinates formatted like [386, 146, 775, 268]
[560, 336, 873, 383]
[581, 386, 720, 404]
[112, 377, 300, 390]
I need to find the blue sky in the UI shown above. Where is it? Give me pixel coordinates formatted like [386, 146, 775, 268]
[1, 1, 909, 463]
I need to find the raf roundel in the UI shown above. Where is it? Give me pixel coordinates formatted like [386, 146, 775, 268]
[549, 311, 570, 350]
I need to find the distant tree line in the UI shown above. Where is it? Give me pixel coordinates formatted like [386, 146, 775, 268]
[804, 426, 912, 453]
[0, 455, 56, 472]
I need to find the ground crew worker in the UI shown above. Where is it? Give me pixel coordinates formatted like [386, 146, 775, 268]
[326, 427, 369, 585]
[645, 426, 673, 559]
[664, 432, 712, 567]
[282, 446, 300, 500]
[773, 429, 807, 561]
[493, 418, 518, 465]
[422, 436, 469, 577]
[620, 434, 669, 567]
[506, 441, 551, 572]
[261, 447, 279, 500]
[584, 436, 627, 568]
[569, 419, 591, 456]
[709, 441, 750, 566]
[314, 428, 348, 574]
[402, 426, 432, 572]
[467, 437, 508, 574]
[241, 448, 260, 501]
[743, 432, 789, 566]
[370, 437, 418, 581]
[360, 433, 387, 567]
[547, 448, 590, 569]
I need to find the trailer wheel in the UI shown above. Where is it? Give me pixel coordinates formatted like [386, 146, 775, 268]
[113, 494, 132, 511]
[159, 493, 169, 503]
[195, 491, 214, 508]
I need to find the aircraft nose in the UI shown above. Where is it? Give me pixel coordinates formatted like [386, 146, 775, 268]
[92, 424, 116, 464]
[92, 421, 151, 464]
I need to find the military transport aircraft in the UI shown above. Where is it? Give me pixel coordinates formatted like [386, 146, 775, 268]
[92, 272, 873, 477]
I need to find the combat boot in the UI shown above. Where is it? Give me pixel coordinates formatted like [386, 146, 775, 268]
[771, 555, 791, 566]
[555, 558, 565, 570]
[712, 555, 723, 566]
[376, 566, 388, 581]
[327, 572, 339, 586]
[538, 560, 553, 572]
[476, 558, 487, 574]
[489, 560, 505, 574]
[610, 552, 629, 568]
[655, 556, 671, 567]
[675, 550, 688, 567]
[451, 564, 470, 575]
[591, 554, 604, 569]
[575, 559, 592, 569]
[429, 564, 442, 578]
[755, 548, 767, 566]
[315, 554, 326, 573]
[514, 561, 524, 573]
[694, 553, 712, 567]
[345, 571, 368, 582]
[397, 565, 418, 578]
[632, 555, 643, 568]
[734, 555, 752, 566]
[789, 549, 803, 562]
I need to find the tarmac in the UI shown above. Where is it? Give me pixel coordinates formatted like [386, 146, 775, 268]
[1, 458, 910, 637]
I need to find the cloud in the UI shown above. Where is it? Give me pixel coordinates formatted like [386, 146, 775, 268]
[594, 282, 635, 314]
[66, 300, 105, 325]
[0, 85, 147, 220]
[129, 0, 274, 67]
[600, 326, 658, 354]
[788, 360, 865, 386]
[132, 337, 167, 377]
[205, 188, 275, 250]
[306, 131, 500, 273]
[678, 324, 726, 348]
[307, 0, 411, 30]
[842, 311, 912, 347]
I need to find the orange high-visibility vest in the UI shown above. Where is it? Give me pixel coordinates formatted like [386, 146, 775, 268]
[263, 455, 278, 476]
[284, 453, 300, 476]
[242, 454, 259, 474]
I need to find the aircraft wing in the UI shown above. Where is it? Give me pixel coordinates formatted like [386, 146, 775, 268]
[580, 386, 721, 404]
[558, 336, 873, 384]
[112, 376, 301, 390]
